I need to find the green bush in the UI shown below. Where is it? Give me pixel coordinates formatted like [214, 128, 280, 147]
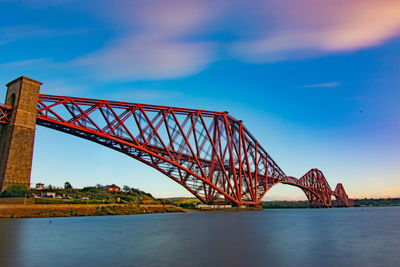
[81, 187, 101, 193]
[0, 184, 31, 198]
[179, 202, 196, 209]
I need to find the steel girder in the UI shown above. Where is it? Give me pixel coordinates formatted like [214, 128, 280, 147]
[0, 104, 12, 125]
[31, 94, 348, 206]
[280, 169, 334, 208]
[297, 168, 333, 207]
[333, 183, 349, 207]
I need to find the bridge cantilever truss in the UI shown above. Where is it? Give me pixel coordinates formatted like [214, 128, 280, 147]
[1, 93, 349, 207]
[0, 104, 12, 125]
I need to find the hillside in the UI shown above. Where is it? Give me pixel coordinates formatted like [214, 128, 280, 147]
[31, 184, 162, 205]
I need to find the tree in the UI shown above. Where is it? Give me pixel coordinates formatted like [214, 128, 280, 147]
[96, 184, 106, 190]
[123, 185, 131, 193]
[64, 181, 72, 189]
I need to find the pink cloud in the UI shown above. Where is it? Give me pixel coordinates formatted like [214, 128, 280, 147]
[73, 0, 400, 79]
[230, 0, 400, 62]
[75, 35, 215, 80]
[119, 0, 218, 36]
[73, 0, 219, 80]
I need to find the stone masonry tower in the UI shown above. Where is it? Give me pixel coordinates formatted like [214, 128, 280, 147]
[0, 76, 42, 191]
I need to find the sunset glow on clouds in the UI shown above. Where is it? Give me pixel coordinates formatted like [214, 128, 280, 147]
[75, 36, 216, 80]
[71, 0, 400, 79]
[231, 0, 400, 62]
[2, 0, 400, 79]
[74, 0, 219, 79]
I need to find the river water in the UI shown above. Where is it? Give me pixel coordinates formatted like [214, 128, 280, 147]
[0, 206, 399, 267]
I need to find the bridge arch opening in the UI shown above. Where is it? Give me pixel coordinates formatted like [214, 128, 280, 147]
[261, 178, 332, 208]
[31, 126, 195, 198]
[262, 182, 308, 202]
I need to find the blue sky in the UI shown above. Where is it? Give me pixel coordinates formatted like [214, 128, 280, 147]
[1, 0, 399, 200]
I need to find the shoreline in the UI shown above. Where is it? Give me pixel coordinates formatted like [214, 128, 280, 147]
[0, 204, 186, 218]
[0, 204, 262, 218]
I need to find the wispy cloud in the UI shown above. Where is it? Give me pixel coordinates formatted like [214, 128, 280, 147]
[68, 0, 400, 79]
[0, 25, 86, 45]
[108, 89, 183, 102]
[229, 0, 400, 62]
[74, 36, 216, 80]
[0, 58, 48, 68]
[301, 82, 341, 88]
[71, 0, 219, 81]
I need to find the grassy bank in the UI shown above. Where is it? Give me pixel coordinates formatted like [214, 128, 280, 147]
[0, 204, 184, 218]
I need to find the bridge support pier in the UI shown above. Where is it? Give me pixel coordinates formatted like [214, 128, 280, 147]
[0, 76, 42, 191]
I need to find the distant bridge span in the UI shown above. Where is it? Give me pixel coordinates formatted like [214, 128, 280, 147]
[0, 77, 349, 207]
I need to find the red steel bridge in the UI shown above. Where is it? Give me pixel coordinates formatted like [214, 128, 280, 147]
[0, 94, 349, 207]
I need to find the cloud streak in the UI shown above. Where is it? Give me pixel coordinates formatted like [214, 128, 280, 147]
[301, 82, 341, 88]
[0, 58, 48, 68]
[75, 35, 216, 80]
[108, 89, 182, 102]
[71, 0, 400, 79]
[72, 0, 219, 80]
[0, 25, 86, 45]
[230, 0, 400, 62]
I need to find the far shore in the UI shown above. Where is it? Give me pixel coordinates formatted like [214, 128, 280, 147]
[1, 197, 398, 218]
[0, 204, 186, 218]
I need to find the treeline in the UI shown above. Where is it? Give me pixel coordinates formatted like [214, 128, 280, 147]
[80, 184, 155, 199]
[164, 197, 200, 208]
[261, 198, 400, 208]
[262, 200, 311, 209]
[352, 198, 400, 207]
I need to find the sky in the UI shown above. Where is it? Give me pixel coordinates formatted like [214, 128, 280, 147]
[0, 0, 399, 200]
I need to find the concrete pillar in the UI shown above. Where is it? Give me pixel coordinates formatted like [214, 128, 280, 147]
[0, 76, 42, 191]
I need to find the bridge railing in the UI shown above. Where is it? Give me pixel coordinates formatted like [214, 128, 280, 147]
[0, 103, 12, 125]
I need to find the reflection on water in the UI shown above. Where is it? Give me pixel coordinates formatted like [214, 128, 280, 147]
[0, 207, 399, 267]
[0, 219, 22, 267]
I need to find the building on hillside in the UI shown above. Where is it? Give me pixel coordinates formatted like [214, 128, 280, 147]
[42, 192, 56, 198]
[35, 183, 45, 190]
[107, 184, 121, 192]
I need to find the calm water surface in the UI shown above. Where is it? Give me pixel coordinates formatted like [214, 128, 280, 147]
[0, 207, 399, 267]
